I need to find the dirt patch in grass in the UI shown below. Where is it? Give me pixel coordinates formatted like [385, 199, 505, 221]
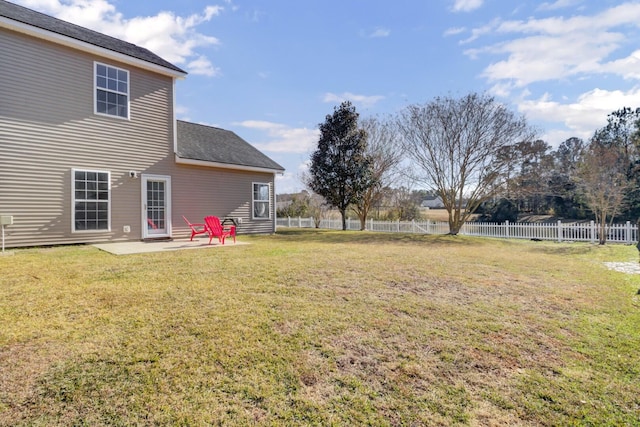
[0, 342, 61, 424]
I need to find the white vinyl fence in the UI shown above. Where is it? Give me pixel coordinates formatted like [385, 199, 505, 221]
[276, 217, 639, 244]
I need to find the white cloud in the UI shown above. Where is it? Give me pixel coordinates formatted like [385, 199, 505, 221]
[187, 55, 221, 77]
[601, 49, 640, 79]
[487, 82, 515, 98]
[444, 27, 466, 37]
[460, 18, 501, 44]
[323, 92, 385, 108]
[175, 105, 191, 121]
[368, 27, 391, 38]
[518, 87, 640, 144]
[276, 160, 312, 193]
[234, 121, 319, 154]
[15, 0, 222, 74]
[537, 0, 584, 12]
[480, 31, 623, 87]
[541, 128, 584, 147]
[451, 0, 484, 13]
[275, 172, 298, 193]
[468, 3, 640, 89]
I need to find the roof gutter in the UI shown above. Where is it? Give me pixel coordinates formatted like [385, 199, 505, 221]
[0, 16, 187, 79]
[175, 155, 285, 175]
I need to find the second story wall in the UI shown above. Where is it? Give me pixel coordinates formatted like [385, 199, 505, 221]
[0, 28, 175, 159]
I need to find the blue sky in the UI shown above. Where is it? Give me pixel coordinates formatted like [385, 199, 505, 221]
[14, 0, 640, 192]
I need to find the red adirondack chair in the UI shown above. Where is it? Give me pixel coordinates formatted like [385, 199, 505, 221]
[204, 216, 236, 245]
[182, 215, 207, 241]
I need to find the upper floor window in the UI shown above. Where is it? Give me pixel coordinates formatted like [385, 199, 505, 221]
[253, 183, 271, 219]
[95, 63, 129, 119]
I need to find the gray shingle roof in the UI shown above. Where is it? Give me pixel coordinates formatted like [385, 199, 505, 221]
[0, 0, 185, 74]
[177, 121, 285, 172]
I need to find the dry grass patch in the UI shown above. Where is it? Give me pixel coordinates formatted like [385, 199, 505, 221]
[1, 230, 639, 425]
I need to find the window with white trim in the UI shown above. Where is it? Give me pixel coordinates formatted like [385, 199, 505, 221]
[95, 62, 129, 118]
[73, 170, 110, 231]
[252, 183, 271, 219]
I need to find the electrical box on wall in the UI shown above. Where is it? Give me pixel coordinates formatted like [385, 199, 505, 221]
[1, 215, 12, 253]
[123, 225, 131, 233]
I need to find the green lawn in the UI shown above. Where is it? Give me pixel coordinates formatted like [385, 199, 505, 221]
[1, 229, 639, 426]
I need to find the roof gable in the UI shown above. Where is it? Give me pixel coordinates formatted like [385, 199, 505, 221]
[176, 120, 285, 173]
[0, 0, 185, 75]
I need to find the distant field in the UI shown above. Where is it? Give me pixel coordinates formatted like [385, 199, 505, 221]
[323, 208, 467, 222]
[421, 208, 455, 221]
[1, 230, 639, 425]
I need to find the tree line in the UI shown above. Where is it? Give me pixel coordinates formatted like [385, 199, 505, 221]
[288, 93, 640, 244]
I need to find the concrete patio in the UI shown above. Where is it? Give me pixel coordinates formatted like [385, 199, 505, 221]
[92, 238, 247, 255]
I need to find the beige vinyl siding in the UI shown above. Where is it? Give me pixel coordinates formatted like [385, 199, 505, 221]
[171, 164, 277, 237]
[0, 28, 174, 247]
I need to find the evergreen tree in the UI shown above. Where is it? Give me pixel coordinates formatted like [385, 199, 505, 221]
[308, 101, 375, 230]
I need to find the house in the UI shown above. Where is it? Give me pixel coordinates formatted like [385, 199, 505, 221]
[421, 196, 445, 209]
[0, 0, 284, 248]
[421, 195, 468, 210]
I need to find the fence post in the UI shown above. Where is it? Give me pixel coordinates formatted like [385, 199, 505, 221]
[590, 221, 595, 244]
[557, 220, 562, 243]
[287, 216, 291, 227]
[626, 221, 632, 244]
[370, 217, 373, 231]
[397, 219, 400, 233]
[505, 220, 510, 239]
[412, 219, 415, 233]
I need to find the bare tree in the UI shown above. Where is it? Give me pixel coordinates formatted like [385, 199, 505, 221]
[384, 186, 422, 221]
[595, 107, 640, 220]
[300, 173, 333, 228]
[398, 92, 535, 234]
[306, 192, 330, 228]
[352, 116, 403, 230]
[577, 140, 629, 245]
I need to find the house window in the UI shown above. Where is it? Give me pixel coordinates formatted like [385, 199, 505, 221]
[95, 62, 129, 118]
[253, 183, 270, 219]
[73, 169, 110, 231]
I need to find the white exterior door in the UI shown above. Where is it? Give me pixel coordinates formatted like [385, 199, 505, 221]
[142, 175, 171, 239]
